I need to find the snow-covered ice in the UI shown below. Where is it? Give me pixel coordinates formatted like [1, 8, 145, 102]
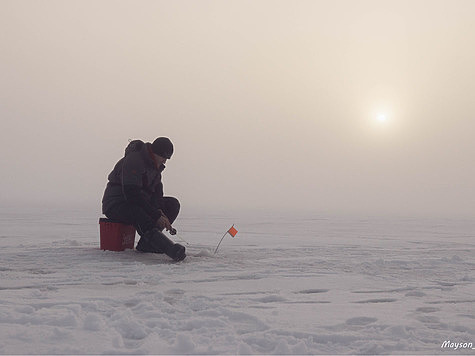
[0, 206, 474, 354]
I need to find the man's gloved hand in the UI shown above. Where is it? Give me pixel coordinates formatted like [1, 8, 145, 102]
[156, 211, 172, 232]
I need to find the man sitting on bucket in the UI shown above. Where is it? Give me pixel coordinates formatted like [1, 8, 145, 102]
[102, 137, 185, 261]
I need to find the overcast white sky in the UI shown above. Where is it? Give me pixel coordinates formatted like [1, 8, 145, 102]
[1, 0, 474, 217]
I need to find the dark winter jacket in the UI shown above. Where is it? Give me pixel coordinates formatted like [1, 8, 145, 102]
[102, 141, 165, 221]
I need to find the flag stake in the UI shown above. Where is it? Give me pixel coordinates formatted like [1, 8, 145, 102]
[214, 224, 236, 255]
[214, 231, 228, 255]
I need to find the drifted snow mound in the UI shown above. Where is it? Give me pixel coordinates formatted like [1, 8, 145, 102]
[0, 211, 474, 354]
[194, 249, 215, 257]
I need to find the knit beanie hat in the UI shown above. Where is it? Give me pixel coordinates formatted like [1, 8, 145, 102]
[151, 137, 174, 159]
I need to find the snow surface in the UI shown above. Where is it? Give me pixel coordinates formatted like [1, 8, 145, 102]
[0, 206, 474, 354]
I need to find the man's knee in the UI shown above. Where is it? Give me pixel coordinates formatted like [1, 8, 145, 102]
[165, 197, 180, 211]
[163, 197, 180, 222]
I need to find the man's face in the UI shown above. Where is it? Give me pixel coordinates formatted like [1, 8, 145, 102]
[154, 154, 168, 166]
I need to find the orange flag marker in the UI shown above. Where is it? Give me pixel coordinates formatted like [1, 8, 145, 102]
[214, 225, 238, 254]
[228, 225, 238, 237]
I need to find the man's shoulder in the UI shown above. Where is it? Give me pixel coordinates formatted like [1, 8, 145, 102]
[123, 149, 147, 169]
[125, 140, 145, 156]
[125, 144, 157, 170]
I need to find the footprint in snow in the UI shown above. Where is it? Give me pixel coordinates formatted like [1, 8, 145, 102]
[346, 317, 378, 326]
[297, 289, 329, 294]
[354, 298, 398, 304]
[416, 307, 439, 313]
[405, 290, 426, 297]
[254, 295, 287, 303]
[164, 288, 186, 305]
[165, 288, 186, 296]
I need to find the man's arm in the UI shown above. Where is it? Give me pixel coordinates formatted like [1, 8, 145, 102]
[122, 185, 161, 221]
[150, 181, 165, 211]
[120, 151, 161, 221]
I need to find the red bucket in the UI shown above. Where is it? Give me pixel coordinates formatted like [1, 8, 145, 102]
[99, 218, 136, 251]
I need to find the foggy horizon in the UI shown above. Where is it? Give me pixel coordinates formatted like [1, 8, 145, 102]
[1, 0, 474, 218]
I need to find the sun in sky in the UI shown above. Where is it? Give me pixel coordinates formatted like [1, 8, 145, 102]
[377, 113, 388, 123]
[371, 109, 392, 129]
[365, 109, 397, 137]
[362, 102, 396, 133]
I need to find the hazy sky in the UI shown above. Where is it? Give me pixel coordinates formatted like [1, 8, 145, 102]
[1, 0, 474, 217]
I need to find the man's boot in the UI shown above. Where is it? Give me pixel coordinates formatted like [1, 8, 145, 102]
[141, 228, 186, 261]
[136, 236, 164, 254]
